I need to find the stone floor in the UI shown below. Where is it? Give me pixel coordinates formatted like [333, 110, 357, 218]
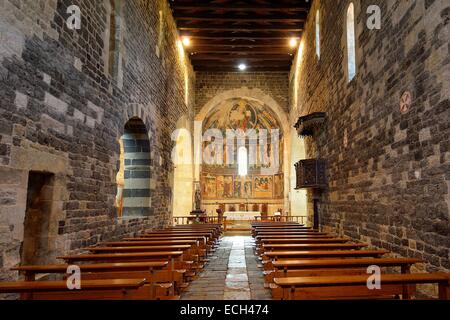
[181, 235, 272, 300]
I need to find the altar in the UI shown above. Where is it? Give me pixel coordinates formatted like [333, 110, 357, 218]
[224, 211, 260, 221]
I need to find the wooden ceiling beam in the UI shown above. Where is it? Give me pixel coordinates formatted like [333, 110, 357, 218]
[194, 66, 291, 72]
[170, 3, 310, 12]
[180, 33, 302, 40]
[182, 40, 296, 47]
[190, 55, 292, 62]
[178, 24, 303, 32]
[172, 13, 307, 23]
[187, 47, 296, 54]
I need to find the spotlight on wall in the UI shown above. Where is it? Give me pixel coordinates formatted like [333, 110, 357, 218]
[238, 63, 247, 71]
[182, 36, 191, 47]
[289, 38, 298, 48]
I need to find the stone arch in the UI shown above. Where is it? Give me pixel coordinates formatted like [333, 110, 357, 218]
[171, 115, 194, 217]
[195, 87, 291, 213]
[195, 87, 290, 135]
[123, 103, 153, 138]
[114, 104, 153, 218]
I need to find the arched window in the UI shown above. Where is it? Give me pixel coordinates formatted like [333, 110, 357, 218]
[346, 3, 356, 81]
[238, 146, 248, 177]
[116, 117, 151, 218]
[315, 10, 320, 59]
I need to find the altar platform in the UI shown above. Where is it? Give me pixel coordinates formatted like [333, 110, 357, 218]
[223, 211, 261, 232]
[224, 211, 260, 221]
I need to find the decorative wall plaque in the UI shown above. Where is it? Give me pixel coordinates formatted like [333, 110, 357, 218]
[400, 91, 412, 114]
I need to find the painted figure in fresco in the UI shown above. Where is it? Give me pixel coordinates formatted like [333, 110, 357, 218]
[223, 176, 233, 198]
[229, 100, 257, 131]
[234, 181, 242, 198]
[217, 176, 224, 198]
[244, 181, 252, 198]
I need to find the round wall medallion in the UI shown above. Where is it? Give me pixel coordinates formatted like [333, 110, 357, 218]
[400, 91, 412, 114]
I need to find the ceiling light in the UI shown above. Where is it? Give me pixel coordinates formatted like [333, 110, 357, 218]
[289, 38, 298, 48]
[182, 37, 191, 47]
[238, 63, 247, 71]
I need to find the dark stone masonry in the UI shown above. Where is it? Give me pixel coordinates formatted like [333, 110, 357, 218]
[0, 0, 448, 300]
[0, 0, 194, 282]
[291, 0, 449, 276]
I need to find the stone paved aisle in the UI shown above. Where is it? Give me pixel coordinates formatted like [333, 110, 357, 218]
[181, 236, 272, 300]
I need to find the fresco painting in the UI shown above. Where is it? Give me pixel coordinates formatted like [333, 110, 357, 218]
[202, 175, 217, 199]
[253, 176, 273, 198]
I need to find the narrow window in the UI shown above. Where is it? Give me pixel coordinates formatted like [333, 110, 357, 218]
[315, 10, 320, 59]
[108, 0, 117, 76]
[346, 3, 357, 81]
[238, 146, 248, 177]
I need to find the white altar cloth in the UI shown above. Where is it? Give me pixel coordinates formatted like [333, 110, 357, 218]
[224, 211, 260, 221]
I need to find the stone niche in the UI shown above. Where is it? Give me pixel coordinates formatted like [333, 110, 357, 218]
[1, 144, 70, 272]
[21, 171, 58, 266]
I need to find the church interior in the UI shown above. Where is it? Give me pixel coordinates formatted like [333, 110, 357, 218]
[0, 0, 449, 301]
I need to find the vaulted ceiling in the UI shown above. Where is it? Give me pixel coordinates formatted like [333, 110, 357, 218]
[169, 0, 312, 72]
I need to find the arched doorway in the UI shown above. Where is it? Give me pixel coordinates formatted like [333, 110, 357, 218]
[171, 117, 194, 217]
[116, 117, 152, 218]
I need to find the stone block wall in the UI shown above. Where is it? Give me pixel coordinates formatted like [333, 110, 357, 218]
[0, 0, 195, 286]
[290, 0, 449, 278]
[195, 72, 290, 114]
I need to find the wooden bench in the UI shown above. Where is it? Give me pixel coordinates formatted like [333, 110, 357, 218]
[258, 243, 367, 255]
[262, 249, 389, 270]
[57, 251, 186, 270]
[262, 243, 367, 251]
[102, 240, 198, 246]
[11, 262, 176, 299]
[87, 244, 204, 274]
[260, 238, 351, 245]
[58, 251, 192, 295]
[0, 279, 149, 300]
[255, 231, 329, 236]
[265, 257, 421, 288]
[273, 273, 450, 300]
[88, 245, 192, 254]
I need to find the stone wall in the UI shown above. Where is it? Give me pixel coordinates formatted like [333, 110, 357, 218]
[195, 72, 290, 114]
[290, 0, 449, 281]
[0, 0, 195, 286]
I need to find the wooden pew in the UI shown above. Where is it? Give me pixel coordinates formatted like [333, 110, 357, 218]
[260, 238, 351, 245]
[11, 262, 173, 299]
[57, 251, 189, 296]
[102, 240, 198, 246]
[88, 245, 192, 254]
[122, 236, 211, 252]
[273, 273, 450, 300]
[58, 251, 185, 268]
[255, 235, 338, 247]
[265, 258, 421, 291]
[262, 243, 368, 251]
[255, 231, 329, 236]
[141, 232, 215, 241]
[0, 279, 148, 300]
[262, 249, 389, 270]
[258, 243, 368, 256]
[100, 240, 208, 264]
[87, 243, 204, 275]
